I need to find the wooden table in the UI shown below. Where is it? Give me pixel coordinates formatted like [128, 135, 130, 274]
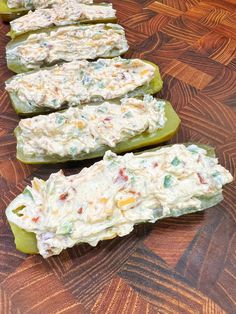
[0, 1, 235, 313]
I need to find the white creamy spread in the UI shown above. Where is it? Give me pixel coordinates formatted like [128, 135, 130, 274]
[6, 144, 233, 258]
[6, 58, 156, 110]
[17, 96, 166, 159]
[8, 0, 93, 9]
[7, 24, 128, 70]
[10, 3, 116, 35]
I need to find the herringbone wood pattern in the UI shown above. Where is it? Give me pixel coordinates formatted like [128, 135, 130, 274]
[0, 0, 236, 313]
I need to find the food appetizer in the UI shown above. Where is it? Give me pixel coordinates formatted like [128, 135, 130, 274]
[5, 57, 163, 116]
[0, 0, 94, 22]
[15, 95, 180, 163]
[8, 3, 117, 38]
[6, 144, 233, 258]
[8, 0, 93, 10]
[6, 24, 129, 73]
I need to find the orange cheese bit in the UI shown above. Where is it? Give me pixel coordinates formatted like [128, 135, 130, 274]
[99, 197, 108, 203]
[140, 69, 150, 77]
[76, 121, 86, 129]
[117, 197, 136, 208]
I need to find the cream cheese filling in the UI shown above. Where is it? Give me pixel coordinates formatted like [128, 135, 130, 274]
[10, 3, 116, 35]
[17, 95, 166, 158]
[6, 58, 156, 110]
[6, 144, 233, 258]
[7, 24, 128, 70]
[8, 0, 93, 9]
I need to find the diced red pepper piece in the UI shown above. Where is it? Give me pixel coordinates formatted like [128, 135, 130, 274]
[197, 173, 207, 184]
[119, 168, 128, 181]
[104, 117, 111, 122]
[32, 217, 40, 223]
[78, 207, 83, 214]
[59, 192, 68, 200]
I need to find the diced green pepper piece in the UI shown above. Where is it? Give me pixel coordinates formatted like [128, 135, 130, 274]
[15, 100, 180, 164]
[164, 175, 172, 188]
[171, 156, 181, 166]
[6, 143, 221, 255]
[7, 60, 163, 116]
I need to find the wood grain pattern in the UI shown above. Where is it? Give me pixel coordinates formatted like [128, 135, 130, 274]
[0, 0, 236, 313]
[118, 246, 227, 314]
[143, 213, 204, 267]
[91, 276, 160, 313]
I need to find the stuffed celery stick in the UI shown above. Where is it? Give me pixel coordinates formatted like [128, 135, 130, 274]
[6, 24, 129, 73]
[6, 144, 233, 257]
[15, 95, 180, 164]
[5, 58, 163, 116]
[0, 0, 93, 22]
[8, 0, 93, 10]
[8, 3, 117, 38]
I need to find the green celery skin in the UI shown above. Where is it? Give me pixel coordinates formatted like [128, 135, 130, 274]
[8, 143, 220, 255]
[0, 0, 27, 22]
[9, 222, 38, 254]
[7, 60, 163, 116]
[6, 24, 129, 74]
[15, 101, 180, 164]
